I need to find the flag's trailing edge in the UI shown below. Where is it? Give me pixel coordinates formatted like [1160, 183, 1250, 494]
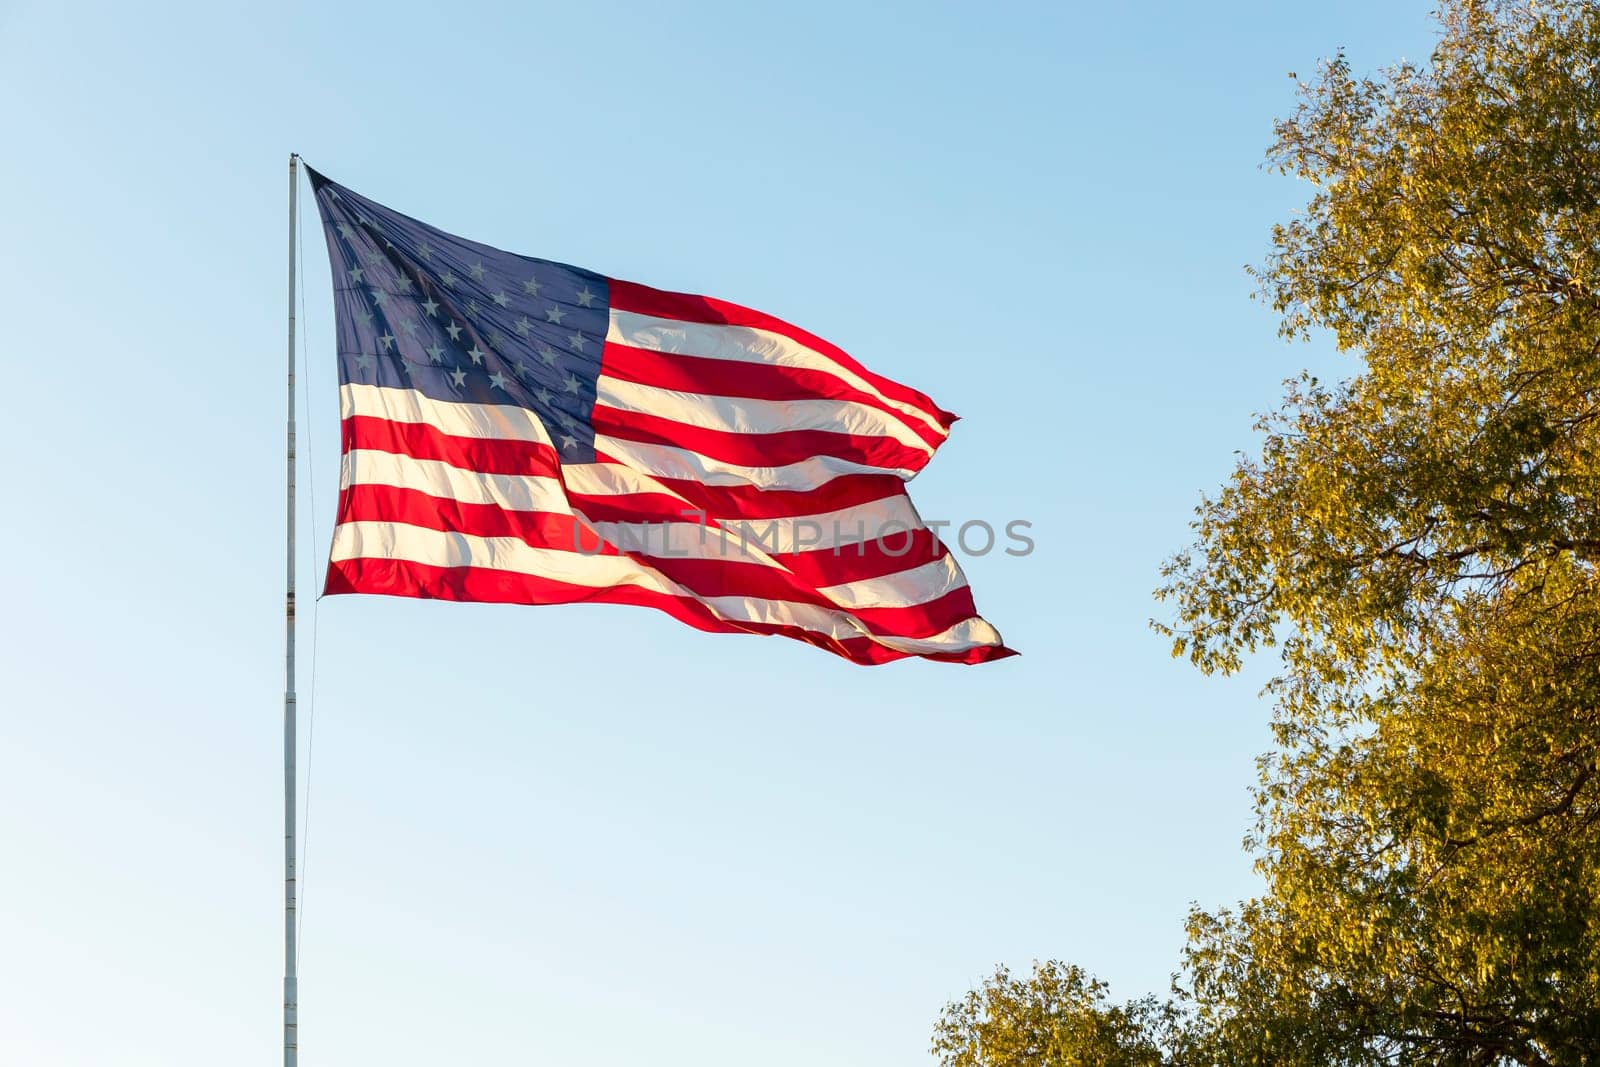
[307, 165, 1014, 665]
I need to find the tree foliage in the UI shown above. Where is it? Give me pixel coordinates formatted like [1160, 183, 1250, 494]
[931, 962, 1187, 1067]
[937, 3, 1600, 1064]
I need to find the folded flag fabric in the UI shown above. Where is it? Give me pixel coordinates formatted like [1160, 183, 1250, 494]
[307, 166, 1013, 665]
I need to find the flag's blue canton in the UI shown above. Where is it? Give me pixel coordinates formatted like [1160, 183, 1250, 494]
[308, 167, 609, 462]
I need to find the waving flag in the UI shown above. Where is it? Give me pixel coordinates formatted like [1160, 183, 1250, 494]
[308, 167, 1012, 664]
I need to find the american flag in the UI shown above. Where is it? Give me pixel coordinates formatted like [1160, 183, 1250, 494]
[308, 167, 1013, 665]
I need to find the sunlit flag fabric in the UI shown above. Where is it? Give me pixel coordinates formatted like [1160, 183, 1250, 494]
[307, 167, 1013, 665]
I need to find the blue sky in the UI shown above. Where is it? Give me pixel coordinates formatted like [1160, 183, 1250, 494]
[0, 2, 1438, 1064]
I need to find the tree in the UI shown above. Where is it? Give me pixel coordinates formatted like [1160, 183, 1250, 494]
[931, 961, 1189, 1067]
[937, 3, 1600, 1064]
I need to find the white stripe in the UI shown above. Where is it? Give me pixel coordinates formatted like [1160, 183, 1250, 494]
[564, 462, 920, 542]
[606, 309, 948, 442]
[331, 520, 679, 593]
[342, 382, 553, 446]
[562, 461, 664, 499]
[583, 520, 755, 562]
[578, 519, 849, 570]
[643, 495, 922, 554]
[769, 494, 923, 550]
[816, 553, 966, 610]
[595, 433, 917, 491]
[596, 374, 933, 455]
[343, 449, 571, 514]
[875, 617, 1000, 655]
[583, 503, 913, 559]
[698, 593, 1001, 654]
[329, 521, 1003, 652]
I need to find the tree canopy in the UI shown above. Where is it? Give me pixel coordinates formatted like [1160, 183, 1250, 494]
[935, 3, 1600, 1064]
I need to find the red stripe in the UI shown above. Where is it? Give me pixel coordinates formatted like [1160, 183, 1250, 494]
[566, 485, 763, 527]
[337, 484, 609, 555]
[344, 416, 560, 477]
[853, 586, 979, 641]
[572, 466, 909, 521]
[591, 403, 932, 473]
[768, 529, 949, 586]
[326, 557, 1014, 665]
[607, 278, 959, 431]
[599, 341, 948, 450]
[582, 510, 947, 587]
[326, 554, 734, 631]
[565, 501, 946, 586]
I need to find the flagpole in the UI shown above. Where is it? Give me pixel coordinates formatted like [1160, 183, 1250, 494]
[284, 151, 300, 1067]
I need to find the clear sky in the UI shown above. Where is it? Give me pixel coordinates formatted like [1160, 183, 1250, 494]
[0, 2, 1440, 1064]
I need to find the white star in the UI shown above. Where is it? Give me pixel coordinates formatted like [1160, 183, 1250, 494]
[422, 297, 440, 317]
[336, 222, 356, 240]
[522, 277, 541, 295]
[417, 241, 433, 261]
[567, 332, 586, 352]
[449, 367, 467, 386]
[446, 322, 463, 341]
[347, 266, 364, 283]
[514, 317, 532, 337]
[564, 374, 581, 393]
[488, 331, 506, 348]
[538, 346, 558, 366]
[545, 305, 566, 324]
[441, 270, 458, 288]
[371, 289, 389, 306]
[468, 261, 487, 281]
[491, 291, 510, 308]
[489, 370, 507, 390]
[465, 300, 481, 316]
[560, 434, 578, 451]
[535, 387, 554, 405]
[355, 307, 375, 327]
[467, 345, 486, 365]
[398, 318, 421, 337]
[354, 352, 375, 371]
[379, 332, 396, 351]
[575, 286, 596, 308]
[395, 276, 414, 294]
[426, 343, 446, 363]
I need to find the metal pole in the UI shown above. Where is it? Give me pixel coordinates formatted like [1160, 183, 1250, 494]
[284, 151, 300, 1067]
